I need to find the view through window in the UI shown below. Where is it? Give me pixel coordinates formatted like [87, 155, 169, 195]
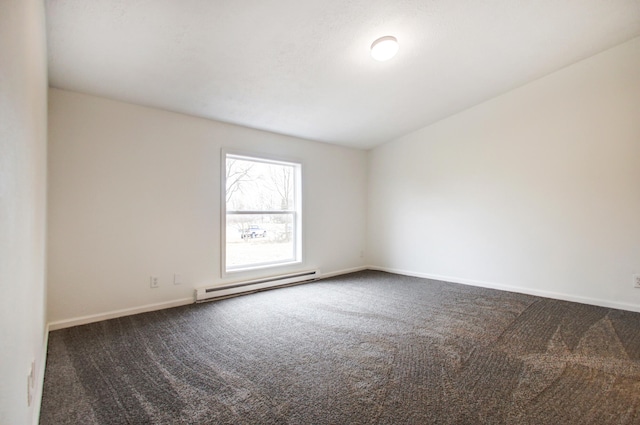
[224, 153, 302, 272]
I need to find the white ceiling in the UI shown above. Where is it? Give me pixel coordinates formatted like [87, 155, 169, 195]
[46, 0, 640, 149]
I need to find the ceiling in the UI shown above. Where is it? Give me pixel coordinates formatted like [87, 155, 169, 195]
[46, 0, 640, 149]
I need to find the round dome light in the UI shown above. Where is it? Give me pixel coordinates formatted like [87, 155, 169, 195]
[370, 36, 399, 61]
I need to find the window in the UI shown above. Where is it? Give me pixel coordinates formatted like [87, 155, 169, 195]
[223, 152, 302, 273]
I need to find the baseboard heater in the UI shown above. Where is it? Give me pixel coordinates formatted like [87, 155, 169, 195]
[195, 269, 320, 303]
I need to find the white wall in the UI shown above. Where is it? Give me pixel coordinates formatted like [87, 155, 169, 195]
[47, 89, 368, 324]
[0, 0, 48, 424]
[368, 37, 640, 311]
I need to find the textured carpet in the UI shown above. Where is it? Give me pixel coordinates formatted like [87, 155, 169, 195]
[40, 271, 640, 424]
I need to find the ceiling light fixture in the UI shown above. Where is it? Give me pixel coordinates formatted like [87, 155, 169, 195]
[370, 36, 399, 61]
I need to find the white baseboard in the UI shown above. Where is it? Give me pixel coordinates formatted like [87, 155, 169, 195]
[31, 323, 48, 425]
[368, 265, 640, 313]
[46, 266, 640, 332]
[49, 263, 636, 330]
[48, 297, 194, 331]
[320, 265, 370, 280]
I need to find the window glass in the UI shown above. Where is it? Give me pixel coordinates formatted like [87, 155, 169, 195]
[224, 153, 301, 272]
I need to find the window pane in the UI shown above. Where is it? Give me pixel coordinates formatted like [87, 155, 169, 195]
[226, 157, 295, 212]
[226, 213, 295, 269]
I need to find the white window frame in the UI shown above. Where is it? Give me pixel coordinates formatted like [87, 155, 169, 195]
[221, 149, 303, 277]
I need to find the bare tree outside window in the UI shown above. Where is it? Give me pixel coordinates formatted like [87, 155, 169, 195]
[269, 166, 293, 210]
[226, 159, 254, 205]
[224, 153, 301, 272]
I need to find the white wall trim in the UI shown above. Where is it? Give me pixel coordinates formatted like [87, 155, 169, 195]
[47, 266, 640, 332]
[368, 265, 640, 313]
[320, 265, 369, 279]
[48, 298, 194, 331]
[32, 324, 49, 425]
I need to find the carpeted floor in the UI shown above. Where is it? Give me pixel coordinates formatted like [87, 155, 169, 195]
[40, 271, 640, 424]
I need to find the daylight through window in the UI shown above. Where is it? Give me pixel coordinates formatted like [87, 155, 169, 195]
[224, 153, 302, 272]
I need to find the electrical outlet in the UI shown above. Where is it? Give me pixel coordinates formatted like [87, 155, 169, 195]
[150, 276, 159, 288]
[174, 273, 182, 285]
[634, 274, 640, 288]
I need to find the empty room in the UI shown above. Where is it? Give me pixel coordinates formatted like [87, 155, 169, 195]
[2, 0, 640, 424]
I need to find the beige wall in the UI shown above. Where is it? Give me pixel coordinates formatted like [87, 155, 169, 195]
[47, 89, 368, 324]
[0, 0, 48, 424]
[368, 37, 640, 311]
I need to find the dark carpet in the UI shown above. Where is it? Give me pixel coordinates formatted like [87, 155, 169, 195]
[40, 271, 640, 424]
